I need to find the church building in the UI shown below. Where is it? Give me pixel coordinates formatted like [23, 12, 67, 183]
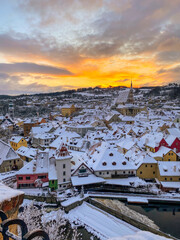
[115, 81, 145, 116]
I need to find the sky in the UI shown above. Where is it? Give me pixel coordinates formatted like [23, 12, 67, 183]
[0, 0, 180, 95]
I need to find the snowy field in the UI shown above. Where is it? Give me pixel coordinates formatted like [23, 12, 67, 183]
[66, 202, 138, 240]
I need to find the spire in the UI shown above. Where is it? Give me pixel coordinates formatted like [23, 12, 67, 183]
[131, 79, 133, 89]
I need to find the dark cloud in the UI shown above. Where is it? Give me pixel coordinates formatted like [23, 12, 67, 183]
[158, 65, 180, 74]
[0, 74, 77, 95]
[115, 79, 129, 83]
[0, 62, 73, 75]
[0, 33, 83, 65]
[156, 51, 180, 63]
[0, 73, 9, 79]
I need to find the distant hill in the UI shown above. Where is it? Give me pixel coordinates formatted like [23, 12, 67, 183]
[0, 83, 179, 100]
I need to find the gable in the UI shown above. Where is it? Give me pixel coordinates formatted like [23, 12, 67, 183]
[72, 163, 93, 176]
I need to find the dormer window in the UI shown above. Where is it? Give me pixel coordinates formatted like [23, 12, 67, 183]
[109, 153, 113, 157]
[122, 161, 127, 165]
[112, 162, 116, 166]
[102, 162, 107, 166]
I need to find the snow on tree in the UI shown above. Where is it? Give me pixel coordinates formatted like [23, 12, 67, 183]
[18, 201, 81, 240]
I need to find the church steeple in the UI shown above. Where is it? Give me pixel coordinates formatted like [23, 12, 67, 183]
[127, 79, 134, 104]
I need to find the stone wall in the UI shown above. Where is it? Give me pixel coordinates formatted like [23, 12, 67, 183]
[0, 183, 24, 239]
[88, 198, 175, 240]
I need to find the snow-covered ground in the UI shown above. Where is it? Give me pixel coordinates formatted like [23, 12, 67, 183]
[66, 202, 139, 240]
[61, 194, 88, 207]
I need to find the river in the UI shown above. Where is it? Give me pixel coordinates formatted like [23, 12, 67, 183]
[126, 203, 180, 239]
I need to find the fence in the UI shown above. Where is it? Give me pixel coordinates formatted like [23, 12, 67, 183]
[0, 210, 49, 240]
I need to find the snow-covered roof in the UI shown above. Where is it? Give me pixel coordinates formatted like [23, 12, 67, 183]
[71, 174, 105, 186]
[167, 128, 180, 137]
[158, 162, 180, 176]
[117, 138, 136, 150]
[90, 144, 135, 171]
[0, 183, 24, 203]
[160, 181, 180, 189]
[16, 146, 36, 159]
[150, 146, 175, 158]
[116, 89, 130, 104]
[17, 152, 49, 175]
[165, 135, 177, 146]
[0, 140, 19, 164]
[10, 136, 25, 143]
[105, 177, 146, 187]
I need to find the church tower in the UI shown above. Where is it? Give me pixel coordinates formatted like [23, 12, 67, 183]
[127, 80, 134, 104]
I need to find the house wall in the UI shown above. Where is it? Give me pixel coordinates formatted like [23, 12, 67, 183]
[56, 157, 71, 184]
[156, 167, 180, 182]
[0, 158, 23, 173]
[10, 138, 27, 151]
[16, 173, 48, 188]
[95, 169, 136, 179]
[163, 150, 178, 161]
[171, 138, 180, 153]
[137, 163, 157, 179]
[49, 179, 58, 190]
[23, 122, 37, 136]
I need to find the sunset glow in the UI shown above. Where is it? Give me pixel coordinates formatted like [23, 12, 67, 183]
[0, 0, 180, 94]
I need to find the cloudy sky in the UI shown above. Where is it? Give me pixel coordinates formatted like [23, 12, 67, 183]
[0, 0, 180, 95]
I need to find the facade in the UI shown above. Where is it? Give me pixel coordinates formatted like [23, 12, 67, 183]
[61, 104, 79, 117]
[156, 162, 180, 182]
[66, 124, 95, 137]
[0, 140, 22, 173]
[23, 120, 38, 137]
[16, 146, 36, 162]
[10, 136, 27, 151]
[32, 133, 56, 150]
[55, 144, 72, 188]
[136, 156, 157, 180]
[16, 152, 49, 188]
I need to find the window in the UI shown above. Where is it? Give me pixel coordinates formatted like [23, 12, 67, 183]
[170, 178, 172, 181]
[52, 180, 54, 184]
[63, 164, 66, 168]
[79, 168, 86, 173]
[107, 172, 109, 174]
[38, 175, 46, 179]
[26, 176, 30, 180]
[18, 177, 23, 180]
[63, 178, 66, 182]
[165, 178, 167, 180]
[153, 171, 155, 174]
[145, 165, 147, 167]
[99, 172, 102, 175]
[63, 171, 66, 176]
[151, 165, 153, 168]
[140, 171, 142, 174]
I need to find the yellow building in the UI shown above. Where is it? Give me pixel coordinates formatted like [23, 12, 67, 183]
[136, 156, 157, 180]
[10, 136, 27, 151]
[151, 147, 178, 161]
[61, 104, 77, 117]
[156, 162, 180, 182]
